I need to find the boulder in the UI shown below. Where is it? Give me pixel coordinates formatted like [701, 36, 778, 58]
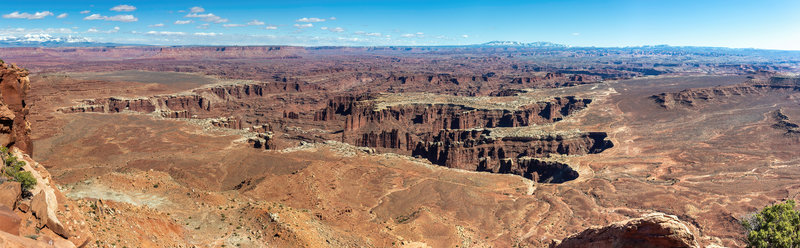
[16, 199, 29, 213]
[0, 230, 50, 248]
[0, 206, 20, 235]
[31, 190, 69, 238]
[552, 213, 699, 248]
[0, 181, 21, 209]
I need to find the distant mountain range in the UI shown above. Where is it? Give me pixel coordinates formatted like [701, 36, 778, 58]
[478, 41, 569, 48]
[0, 34, 130, 47]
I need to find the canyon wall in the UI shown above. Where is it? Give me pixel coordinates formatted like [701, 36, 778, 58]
[323, 96, 611, 182]
[59, 78, 612, 183]
[0, 61, 93, 247]
[651, 77, 800, 109]
[0, 61, 32, 155]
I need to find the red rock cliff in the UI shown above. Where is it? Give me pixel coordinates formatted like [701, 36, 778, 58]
[0, 61, 31, 155]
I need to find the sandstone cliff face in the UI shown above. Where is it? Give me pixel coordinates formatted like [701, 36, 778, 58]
[0, 61, 92, 247]
[0, 61, 31, 155]
[553, 213, 699, 248]
[651, 76, 800, 109]
[319, 95, 611, 182]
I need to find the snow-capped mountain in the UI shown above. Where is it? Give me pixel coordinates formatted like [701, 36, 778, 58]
[0, 34, 125, 47]
[480, 41, 568, 48]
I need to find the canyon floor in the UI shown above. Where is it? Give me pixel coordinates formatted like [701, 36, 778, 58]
[2, 46, 799, 247]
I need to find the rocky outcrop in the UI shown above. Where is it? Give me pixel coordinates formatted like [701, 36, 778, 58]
[330, 96, 591, 132]
[771, 109, 800, 136]
[0, 181, 21, 209]
[210, 81, 322, 100]
[61, 81, 324, 121]
[0, 62, 32, 155]
[651, 76, 800, 109]
[409, 130, 611, 179]
[553, 213, 699, 248]
[0, 61, 91, 248]
[248, 133, 275, 149]
[320, 95, 611, 182]
[0, 206, 20, 235]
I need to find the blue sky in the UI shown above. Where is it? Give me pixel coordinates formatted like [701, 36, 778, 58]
[2, 0, 800, 49]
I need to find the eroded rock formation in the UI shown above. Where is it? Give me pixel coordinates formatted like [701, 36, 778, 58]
[651, 76, 800, 109]
[771, 109, 800, 136]
[0, 62, 31, 155]
[553, 213, 699, 248]
[0, 61, 92, 247]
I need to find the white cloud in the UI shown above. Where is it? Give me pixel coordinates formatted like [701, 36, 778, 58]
[149, 23, 165, 27]
[84, 14, 138, 22]
[194, 32, 220, 36]
[86, 26, 119, 34]
[462, 34, 469, 38]
[401, 32, 425, 38]
[190, 6, 205, 13]
[265, 25, 277, 30]
[296, 17, 325, 22]
[329, 17, 336, 20]
[354, 31, 381, 37]
[146, 31, 186, 35]
[223, 24, 245, 27]
[185, 13, 228, 23]
[57, 13, 68, 19]
[110, 4, 136, 12]
[83, 14, 103, 20]
[247, 19, 264, 25]
[329, 27, 344, 33]
[294, 23, 313, 28]
[572, 32, 580, 36]
[320, 27, 327, 30]
[174, 20, 192, 24]
[0, 27, 74, 35]
[196, 24, 210, 29]
[80, 10, 90, 14]
[3, 11, 54, 20]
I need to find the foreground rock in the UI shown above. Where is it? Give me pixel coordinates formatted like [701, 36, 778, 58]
[0, 61, 31, 154]
[0, 60, 89, 247]
[0, 181, 21, 209]
[553, 213, 699, 248]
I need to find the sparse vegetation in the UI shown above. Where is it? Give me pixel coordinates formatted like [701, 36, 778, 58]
[742, 200, 800, 248]
[1, 147, 37, 191]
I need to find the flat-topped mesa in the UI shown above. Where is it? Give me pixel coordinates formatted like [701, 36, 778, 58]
[209, 81, 323, 100]
[651, 76, 800, 109]
[371, 72, 600, 96]
[60, 95, 212, 117]
[338, 96, 591, 132]
[152, 46, 306, 59]
[60, 81, 324, 118]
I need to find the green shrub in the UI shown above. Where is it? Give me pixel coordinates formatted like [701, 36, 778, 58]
[14, 171, 36, 190]
[0, 147, 37, 191]
[742, 200, 800, 248]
